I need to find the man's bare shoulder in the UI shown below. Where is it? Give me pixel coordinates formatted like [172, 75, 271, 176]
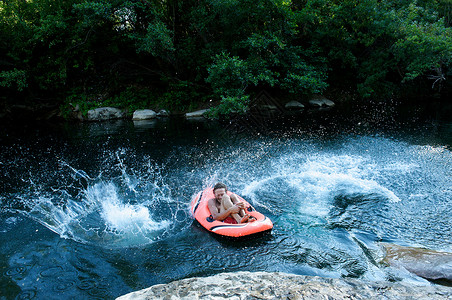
[207, 198, 219, 214]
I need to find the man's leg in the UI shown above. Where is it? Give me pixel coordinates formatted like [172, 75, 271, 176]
[230, 195, 247, 218]
[221, 194, 247, 223]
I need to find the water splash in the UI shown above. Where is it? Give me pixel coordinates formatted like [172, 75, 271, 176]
[242, 153, 400, 217]
[91, 182, 171, 239]
[13, 153, 179, 248]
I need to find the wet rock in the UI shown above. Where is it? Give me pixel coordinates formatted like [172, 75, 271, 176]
[157, 109, 170, 117]
[285, 100, 305, 110]
[259, 104, 278, 111]
[185, 109, 208, 118]
[132, 109, 157, 120]
[87, 107, 126, 121]
[116, 271, 452, 300]
[309, 95, 335, 107]
[381, 243, 452, 282]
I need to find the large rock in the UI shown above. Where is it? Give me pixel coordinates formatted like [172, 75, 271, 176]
[381, 243, 452, 282]
[309, 95, 335, 107]
[116, 271, 451, 300]
[285, 100, 305, 110]
[87, 107, 125, 121]
[132, 109, 157, 120]
[185, 109, 208, 118]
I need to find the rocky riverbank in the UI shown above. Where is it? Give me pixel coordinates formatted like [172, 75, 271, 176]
[117, 271, 451, 299]
[0, 94, 335, 122]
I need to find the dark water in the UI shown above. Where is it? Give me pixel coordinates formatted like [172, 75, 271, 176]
[1, 101, 451, 299]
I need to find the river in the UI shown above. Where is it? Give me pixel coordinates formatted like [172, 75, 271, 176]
[0, 100, 451, 299]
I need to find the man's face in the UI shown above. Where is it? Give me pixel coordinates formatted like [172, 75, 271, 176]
[214, 188, 226, 201]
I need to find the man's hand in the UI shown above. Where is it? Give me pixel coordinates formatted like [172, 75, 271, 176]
[228, 205, 241, 214]
[235, 202, 245, 209]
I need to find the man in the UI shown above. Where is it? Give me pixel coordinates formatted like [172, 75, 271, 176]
[207, 182, 254, 224]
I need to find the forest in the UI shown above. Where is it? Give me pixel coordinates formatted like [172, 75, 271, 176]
[1, 0, 451, 117]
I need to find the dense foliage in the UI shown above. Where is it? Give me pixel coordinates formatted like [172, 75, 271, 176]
[1, 0, 451, 116]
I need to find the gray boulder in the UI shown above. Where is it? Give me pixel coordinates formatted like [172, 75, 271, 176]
[116, 271, 452, 300]
[87, 107, 125, 121]
[309, 95, 335, 107]
[381, 243, 452, 282]
[285, 100, 305, 110]
[185, 109, 208, 118]
[132, 109, 157, 120]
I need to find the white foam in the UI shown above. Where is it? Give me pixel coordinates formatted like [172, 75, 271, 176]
[25, 180, 171, 247]
[87, 182, 170, 234]
[242, 153, 401, 219]
[102, 199, 169, 233]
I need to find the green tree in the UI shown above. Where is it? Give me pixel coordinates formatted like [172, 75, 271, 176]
[296, 0, 452, 98]
[0, 0, 450, 117]
[204, 0, 328, 115]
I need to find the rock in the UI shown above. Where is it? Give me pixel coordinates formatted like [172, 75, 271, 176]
[87, 107, 125, 121]
[250, 104, 282, 116]
[259, 104, 278, 111]
[116, 271, 452, 300]
[309, 95, 335, 107]
[285, 100, 305, 110]
[185, 109, 208, 118]
[381, 243, 452, 282]
[157, 109, 170, 117]
[132, 109, 157, 120]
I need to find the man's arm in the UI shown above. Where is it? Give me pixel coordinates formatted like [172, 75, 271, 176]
[230, 194, 245, 209]
[207, 198, 240, 221]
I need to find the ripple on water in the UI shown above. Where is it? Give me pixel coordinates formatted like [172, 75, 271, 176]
[53, 280, 75, 292]
[6, 265, 31, 280]
[39, 266, 64, 277]
[77, 278, 97, 291]
[14, 289, 37, 300]
[87, 287, 110, 299]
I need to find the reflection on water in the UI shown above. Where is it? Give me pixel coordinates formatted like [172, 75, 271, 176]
[0, 102, 451, 298]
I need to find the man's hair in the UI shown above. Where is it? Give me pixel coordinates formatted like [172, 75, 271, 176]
[213, 182, 227, 192]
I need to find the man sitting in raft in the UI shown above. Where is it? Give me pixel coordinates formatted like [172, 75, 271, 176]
[207, 182, 256, 224]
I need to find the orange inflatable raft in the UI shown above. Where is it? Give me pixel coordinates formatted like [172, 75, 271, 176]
[190, 187, 273, 238]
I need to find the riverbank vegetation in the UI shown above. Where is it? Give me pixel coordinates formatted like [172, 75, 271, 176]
[1, 0, 451, 117]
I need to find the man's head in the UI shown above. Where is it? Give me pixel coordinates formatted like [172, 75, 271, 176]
[213, 182, 227, 201]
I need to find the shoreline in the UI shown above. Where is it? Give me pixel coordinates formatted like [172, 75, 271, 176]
[1, 94, 451, 125]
